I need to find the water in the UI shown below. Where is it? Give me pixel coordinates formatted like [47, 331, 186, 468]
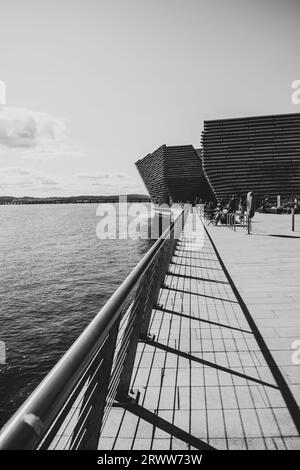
[0, 203, 152, 428]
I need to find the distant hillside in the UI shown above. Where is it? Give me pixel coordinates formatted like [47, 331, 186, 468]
[0, 194, 151, 205]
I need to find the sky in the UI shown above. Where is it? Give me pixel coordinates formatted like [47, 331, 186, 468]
[0, 0, 300, 197]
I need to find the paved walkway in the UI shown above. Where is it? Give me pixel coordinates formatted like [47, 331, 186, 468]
[205, 213, 300, 413]
[98, 211, 300, 450]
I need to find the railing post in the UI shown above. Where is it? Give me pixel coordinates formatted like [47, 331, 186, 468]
[115, 268, 154, 402]
[115, 223, 179, 402]
[242, 214, 246, 228]
[247, 215, 251, 235]
[115, 245, 171, 401]
[139, 219, 180, 339]
[292, 208, 295, 232]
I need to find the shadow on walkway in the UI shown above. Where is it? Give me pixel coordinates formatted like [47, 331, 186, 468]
[116, 402, 215, 450]
[141, 338, 279, 390]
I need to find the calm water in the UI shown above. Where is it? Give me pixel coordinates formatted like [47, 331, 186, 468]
[0, 203, 152, 427]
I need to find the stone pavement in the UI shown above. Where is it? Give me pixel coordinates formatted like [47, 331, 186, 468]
[98, 211, 300, 450]
[205, 213, 300, 411]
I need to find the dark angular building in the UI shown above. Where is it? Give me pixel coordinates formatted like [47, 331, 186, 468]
[135, 144, 214, 203]
[201, 112, 300, 202]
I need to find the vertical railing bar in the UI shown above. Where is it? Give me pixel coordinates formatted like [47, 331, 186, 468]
[74, 429, 87, 450]
[69, 405, 93, 450]
[108, 344, 133, 394]
[64, 394, 96, 450]
[75, 320, 121, 449]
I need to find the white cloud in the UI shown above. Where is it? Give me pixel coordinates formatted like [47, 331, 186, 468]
[0, 107, 84, 160]
[0, 108, 147, 196]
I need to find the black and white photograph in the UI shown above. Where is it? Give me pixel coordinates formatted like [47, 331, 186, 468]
[0, 0, 300, 461]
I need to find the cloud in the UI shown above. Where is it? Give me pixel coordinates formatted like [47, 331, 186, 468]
[0, 167, 59, 195]
[0, 107, 84, 160]
[0, 167, 146, 197]
[76, 172, 128, 182]
[77, 173, 111, 181]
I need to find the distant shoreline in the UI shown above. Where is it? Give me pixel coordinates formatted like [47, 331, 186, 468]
[0, 195, 151, 205]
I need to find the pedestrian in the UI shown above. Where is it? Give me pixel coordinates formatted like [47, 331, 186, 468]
[227, 194, 238, 213]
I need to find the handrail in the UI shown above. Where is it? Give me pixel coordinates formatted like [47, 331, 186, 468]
[0, 209, 187, 450]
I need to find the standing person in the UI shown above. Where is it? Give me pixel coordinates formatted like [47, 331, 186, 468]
[198, 198, 204, 217]
[239, 195, 246, 223]
[214, 201, 224, 225]
[238, 196, 243, 212]
[227, 194, 238, 213]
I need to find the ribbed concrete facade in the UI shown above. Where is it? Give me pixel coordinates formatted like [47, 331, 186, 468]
[202, 113, 300, 201]
[135, 145, 214, 203]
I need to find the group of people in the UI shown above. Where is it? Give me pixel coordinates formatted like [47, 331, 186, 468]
[204, 195, 247, 225]
[259, 197, 299, 214]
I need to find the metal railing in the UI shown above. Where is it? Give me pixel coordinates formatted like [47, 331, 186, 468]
[227, 212, 251, 234]
[226, 212, 237, 231]
[0, 210, 188, 450]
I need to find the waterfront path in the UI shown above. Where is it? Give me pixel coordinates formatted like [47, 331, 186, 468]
[98, 211, 300, 450]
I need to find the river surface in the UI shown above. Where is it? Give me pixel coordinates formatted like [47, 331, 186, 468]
[0, 203, 152, 427]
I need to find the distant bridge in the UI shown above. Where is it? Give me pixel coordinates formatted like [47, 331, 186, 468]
[0, 196, 151, 205]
